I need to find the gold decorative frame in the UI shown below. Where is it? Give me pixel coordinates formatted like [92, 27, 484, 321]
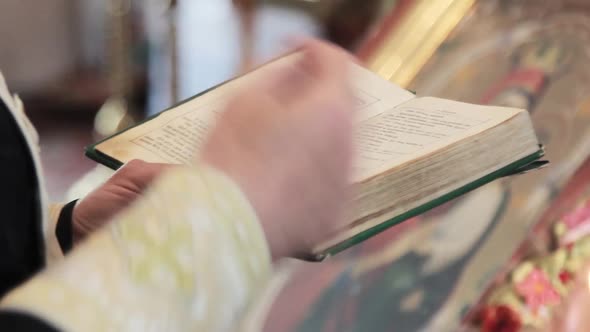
[364, 0, 476, 87]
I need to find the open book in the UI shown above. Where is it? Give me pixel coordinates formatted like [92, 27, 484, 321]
[86, 53, 545, 261]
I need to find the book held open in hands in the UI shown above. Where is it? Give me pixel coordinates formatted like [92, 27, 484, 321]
[86, 53, 546, 261]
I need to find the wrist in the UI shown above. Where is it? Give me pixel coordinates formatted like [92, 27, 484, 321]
[200, 162, 294, 260]
[197, 157, 292, 260]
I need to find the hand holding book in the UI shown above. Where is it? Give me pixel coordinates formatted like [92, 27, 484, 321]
[87, 39, 545, 260]
[201, 40, 355, 260]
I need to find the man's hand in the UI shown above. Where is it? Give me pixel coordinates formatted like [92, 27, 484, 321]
[201, 40, 355, 259]
[71, 160, 169, 243]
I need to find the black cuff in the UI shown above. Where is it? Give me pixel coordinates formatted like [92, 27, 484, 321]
[55, 200, 78, 254]
[0, 310, 60, 332]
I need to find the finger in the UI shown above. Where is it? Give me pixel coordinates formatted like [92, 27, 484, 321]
[295, 67, 355, 117]
[270, 60, 311, 104]
[234, 38, 352, 109]
[284, 36, 356, 63]
[296, 40, 355, 112]
[255, 38, 352, 105]
[119, 160, 172, 188]
[249, 53, 312, 106]
[298, 38, 353, 85]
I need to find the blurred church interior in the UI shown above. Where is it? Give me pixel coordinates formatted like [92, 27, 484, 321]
[0, 0, 396, 200]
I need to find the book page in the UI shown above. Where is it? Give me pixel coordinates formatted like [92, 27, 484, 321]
[95, 54, 416, 165]
[353, 97, 523, 180]
[349, 63, 416, 122]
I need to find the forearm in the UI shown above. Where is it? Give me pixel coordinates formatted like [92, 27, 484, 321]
[1, 166, 271, 331]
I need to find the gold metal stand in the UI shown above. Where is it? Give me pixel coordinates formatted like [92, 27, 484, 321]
[365, 0, 476, 87]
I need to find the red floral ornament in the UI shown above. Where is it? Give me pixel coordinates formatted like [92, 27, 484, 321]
[515, 268, 561, 313]
[559, 270, 573, 285]
[479, 305, 522, 332]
